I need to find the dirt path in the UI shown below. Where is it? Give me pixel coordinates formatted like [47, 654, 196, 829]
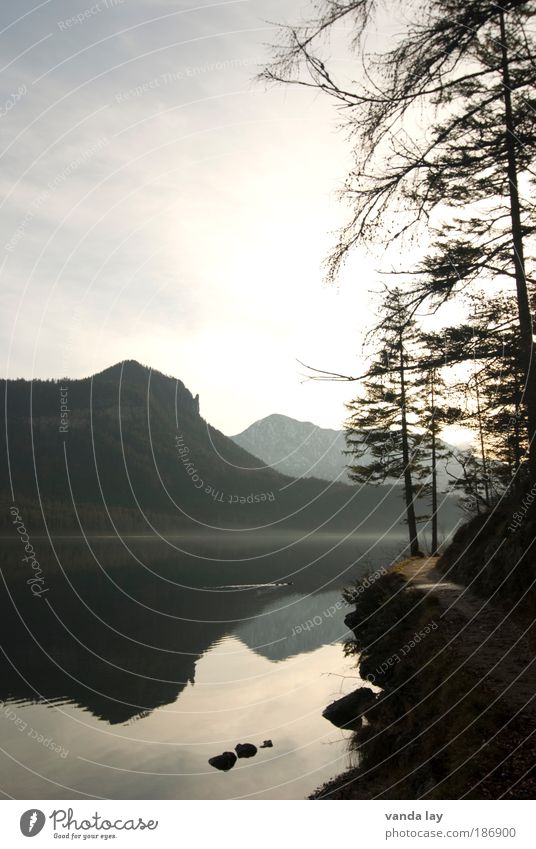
[396, 557, 536, 720]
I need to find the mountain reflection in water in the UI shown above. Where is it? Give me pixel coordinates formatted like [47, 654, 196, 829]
[0, 532, 402, 798]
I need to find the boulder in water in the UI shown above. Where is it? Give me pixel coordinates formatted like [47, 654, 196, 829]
[208, 751, 237, 771]
[235, 743, 258, 758]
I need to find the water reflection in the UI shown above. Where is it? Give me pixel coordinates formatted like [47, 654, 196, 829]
[0, 533, 401, 798]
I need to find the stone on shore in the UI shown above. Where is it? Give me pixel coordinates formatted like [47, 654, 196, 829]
[322, 687, 377, 729]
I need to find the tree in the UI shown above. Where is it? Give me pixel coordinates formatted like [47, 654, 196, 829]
[414, 365, 461, 555]
[345, 290, 428, 555]
[422, 291, 529, 510]
[263, 1, 536, 475]
[449, 448, 491, 515]
[468, 294, 528, 486]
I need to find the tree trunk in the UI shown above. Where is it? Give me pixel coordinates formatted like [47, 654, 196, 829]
[399, 330, 420, 556]
[499, 6, 536, 479]
[510, 368, 523, 492]
[430, 376, 438, 556]
[474, 366, 491, 505]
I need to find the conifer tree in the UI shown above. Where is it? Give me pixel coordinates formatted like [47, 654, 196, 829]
[345, 290, 428, 555]
[264, 1, 536, 475]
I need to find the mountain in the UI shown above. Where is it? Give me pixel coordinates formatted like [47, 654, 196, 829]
[231, 413, 464, 490]
[1, 360, 422, 534]
[231, 414, 352, 483]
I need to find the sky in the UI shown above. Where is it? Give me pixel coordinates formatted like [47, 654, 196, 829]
[1, 0, 407, 434]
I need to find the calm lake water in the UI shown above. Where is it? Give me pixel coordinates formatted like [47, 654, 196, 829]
[0, 532, 405, 799]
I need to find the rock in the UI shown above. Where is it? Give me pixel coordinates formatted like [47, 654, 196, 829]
[235, 743, 258, 758]
[208, 751, 237, 771]
[322, 687, 378, 729]
[260, 740, 273, 748]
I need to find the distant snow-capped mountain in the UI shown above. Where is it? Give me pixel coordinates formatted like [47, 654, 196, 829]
[231, 414, 355, 483]
[231, 414, 352, 483]
[230, 413, 464, 489]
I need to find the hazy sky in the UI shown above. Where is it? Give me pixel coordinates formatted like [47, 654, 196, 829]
[1, 0, 388, 434]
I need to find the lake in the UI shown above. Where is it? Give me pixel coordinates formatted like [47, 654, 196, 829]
[0, 531, 406, 799]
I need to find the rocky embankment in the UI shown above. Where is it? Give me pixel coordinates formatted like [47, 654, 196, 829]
[313, 555, 536, 799]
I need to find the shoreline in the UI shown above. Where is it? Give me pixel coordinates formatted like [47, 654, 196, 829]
[311, 554, 536, 799]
